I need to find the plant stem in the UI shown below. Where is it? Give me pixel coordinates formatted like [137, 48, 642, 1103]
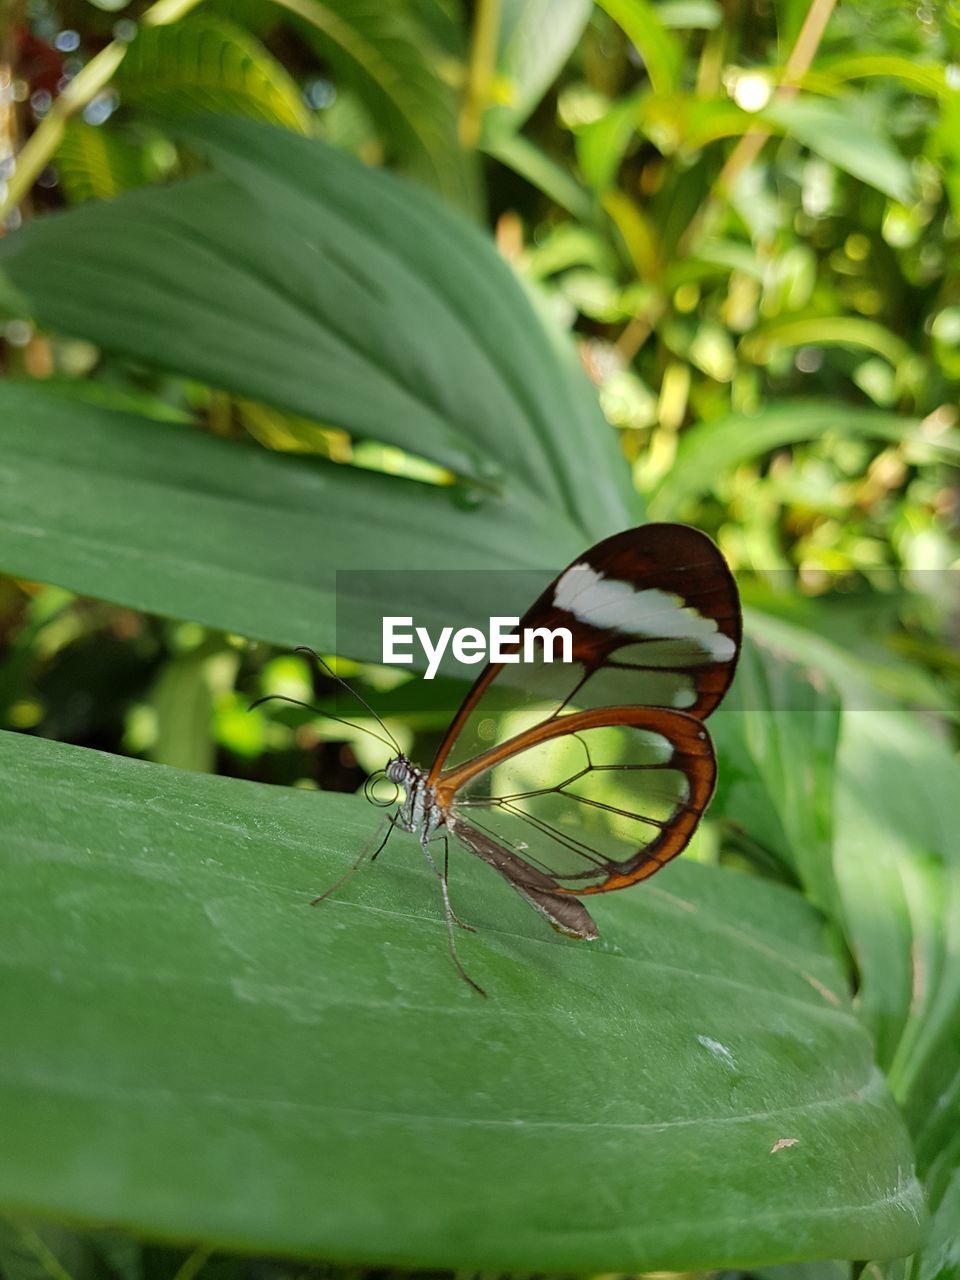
[170, 1246, 212, 1280]
[8, 1223, 77, 1280]
[460, 0, 502, 148]
[680, 0, 837, 251]
[0, 0, 205, 220]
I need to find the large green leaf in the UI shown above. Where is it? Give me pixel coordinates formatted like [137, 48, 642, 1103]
[0, 729, 925, 1269]
[0, 381, 580, 654]
[0, 117, 635, 543]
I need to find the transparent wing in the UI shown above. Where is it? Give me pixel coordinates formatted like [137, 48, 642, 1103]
[428, 523, 740, 782]
[444, 707, 716, 895]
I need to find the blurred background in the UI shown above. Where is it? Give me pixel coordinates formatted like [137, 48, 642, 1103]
[0, 0, 957, 788]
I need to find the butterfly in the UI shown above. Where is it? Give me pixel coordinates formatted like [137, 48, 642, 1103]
[283, 523, 741, 994]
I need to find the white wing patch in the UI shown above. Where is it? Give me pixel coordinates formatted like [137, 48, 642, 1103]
[553, 563, 736, 661]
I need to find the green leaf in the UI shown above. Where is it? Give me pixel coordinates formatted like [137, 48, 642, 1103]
[649, 401, 941, 516]
[816, 54, 950, 100]
[834, 711, 960, 1129]
[741, 317, 914, 370]
[739, 593, 953, 723]
[709, 640, 842, 918]
[761, 96, 915, 204]
[0, 268, 31, 322]
[482, 130, 593, 218]
[146, 647, 229, 773]
[0, 729, 926, 1269]
[638, 92, 755, 153]
[915, 1166, 960, 1280]
[115, 13, 311, 133]
[55, 122, 156, 205]
[8, 376, 194, 425]
[596, 0, 683, 96]
[0, 117, 635, 543]
[831, 710, 960, 1280]
[576, 93, 642, 191]
[934, 92, 960, 222]
[0, 381, 581, 654]
[273, 0, 479, 210]
[657, 0, 723, 28]
[484, 0, 593, 135]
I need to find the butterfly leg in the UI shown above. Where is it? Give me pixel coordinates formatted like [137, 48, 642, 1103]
[310, 810, 398, 905]
[370, 810, 399, 862]
[437, 835, 476, 932]
[420, 837, 486, 997]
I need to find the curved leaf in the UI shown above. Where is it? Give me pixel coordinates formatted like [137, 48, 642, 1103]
[484, 0, 593, 136]
[741, 317, 914, 368]
[0, 117, 636, 542]
[596, 0, 683, 96]
[0, 729, 926, 1270]
[116, 13, 311, 133]
[648, 402, 942, 517]
[0, 381, 581, 653]
[816, 54, 950, 100]
[273, 0, 478, 209]
[482, 131, 592, 218]
[761, 96, 915, 204]
[55, 122, 155, 205]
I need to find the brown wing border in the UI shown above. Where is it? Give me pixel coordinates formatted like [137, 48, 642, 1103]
[426, 522, 741, 787]
[437, 704, 716, 896]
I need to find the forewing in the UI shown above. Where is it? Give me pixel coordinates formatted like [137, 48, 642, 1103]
[442, 706, 716, 896]
[428, 523, 740, 782]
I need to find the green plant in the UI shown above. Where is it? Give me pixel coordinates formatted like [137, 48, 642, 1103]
[1, 2, 958, 1278]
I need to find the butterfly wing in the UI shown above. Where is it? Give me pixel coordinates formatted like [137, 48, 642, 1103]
[443, 699, 715, 879]
[448, 820, 602, 940]
[422, 524, 737, 928]
[426, 522, 740, 783]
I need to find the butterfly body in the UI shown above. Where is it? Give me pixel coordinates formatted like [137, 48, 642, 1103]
[387, 755, 444, 841]
[385, 750, 602, 941]
[314, 523, 741, 991]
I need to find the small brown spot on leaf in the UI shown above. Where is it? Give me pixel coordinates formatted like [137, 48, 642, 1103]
[770, 1137, 799, 1154]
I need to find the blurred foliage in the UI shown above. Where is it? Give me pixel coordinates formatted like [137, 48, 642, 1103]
[0, 0, 959, 1276]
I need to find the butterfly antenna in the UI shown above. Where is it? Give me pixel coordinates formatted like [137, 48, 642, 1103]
[420, 841, 486, 997]
[295, 647, 403, 755]
[248, 694, 398, 755]
[310, 812, 398, 906]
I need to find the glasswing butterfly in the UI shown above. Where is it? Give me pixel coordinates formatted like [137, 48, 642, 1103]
[289, 522, 741, 994]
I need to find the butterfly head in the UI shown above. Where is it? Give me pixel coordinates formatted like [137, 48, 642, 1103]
[385, 755, 415, 786]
